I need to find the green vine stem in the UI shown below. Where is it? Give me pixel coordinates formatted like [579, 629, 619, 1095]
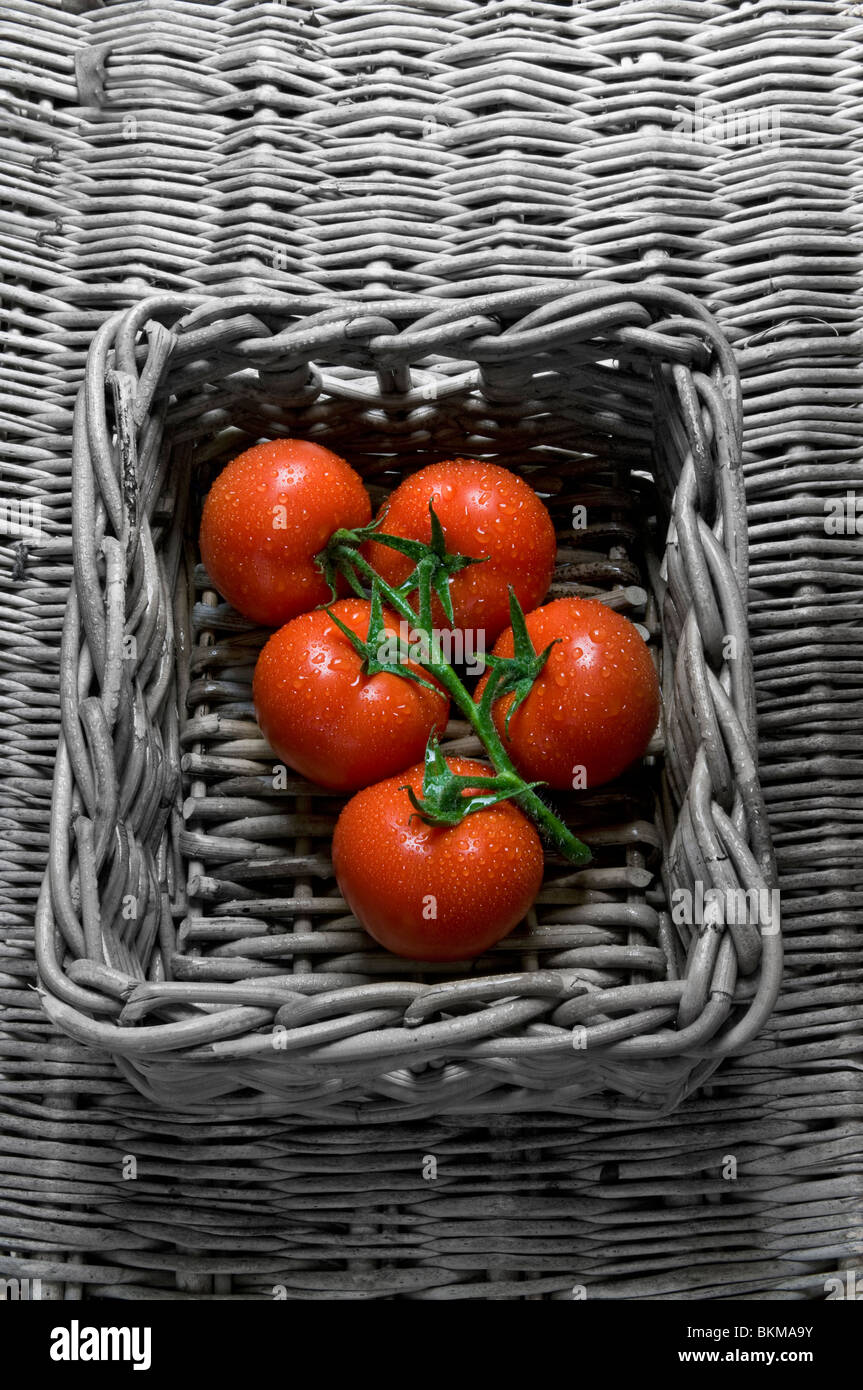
[318, 515, 592, 867]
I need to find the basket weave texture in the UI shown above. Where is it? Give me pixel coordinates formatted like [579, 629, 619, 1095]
[2, 0, 861, 1306]
[35, 280, 781, 1117]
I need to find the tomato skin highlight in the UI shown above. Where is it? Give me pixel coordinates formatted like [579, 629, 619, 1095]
[252, 599, 449, 793]
[332, 757, 545, 961]
[366, 459, 556, 645]
[199, 438, 371, 627]
[476, 597, 661, 790]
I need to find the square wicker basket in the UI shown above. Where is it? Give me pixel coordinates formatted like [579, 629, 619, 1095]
[36, 282, 782, 1120]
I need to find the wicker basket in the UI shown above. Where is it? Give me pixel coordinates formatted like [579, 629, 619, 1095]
[35, 280, 781, 1119]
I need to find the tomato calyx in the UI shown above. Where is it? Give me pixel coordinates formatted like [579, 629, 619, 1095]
[323, 581, 442, 698]
[319, 502, 482, 626]
[479, 588, 559, 735]
[402, 734, 539, 829]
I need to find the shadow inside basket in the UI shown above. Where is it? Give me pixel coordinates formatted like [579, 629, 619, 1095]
[174, 369, 671, 1008]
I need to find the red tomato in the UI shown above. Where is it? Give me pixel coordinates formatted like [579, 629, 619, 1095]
[476, 597, 660, 790]
[199, 439, 371, 626]
[332, 756, 544, 960]
[253, 599, 449, 793]
[366, 459, 556, 644]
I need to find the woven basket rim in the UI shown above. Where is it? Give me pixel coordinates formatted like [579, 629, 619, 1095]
[35, 279, 782, 1116]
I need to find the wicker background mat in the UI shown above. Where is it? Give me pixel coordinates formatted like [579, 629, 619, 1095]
[1, 0, 861, 1299]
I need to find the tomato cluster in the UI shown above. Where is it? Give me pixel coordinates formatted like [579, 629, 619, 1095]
[199, 439, 660, 960]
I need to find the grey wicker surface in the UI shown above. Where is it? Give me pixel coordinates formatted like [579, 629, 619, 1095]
[1, 0, 861, 1298]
